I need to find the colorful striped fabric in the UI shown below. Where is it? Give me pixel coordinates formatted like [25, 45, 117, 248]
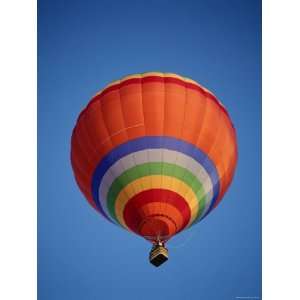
[71, 72, 238, 243]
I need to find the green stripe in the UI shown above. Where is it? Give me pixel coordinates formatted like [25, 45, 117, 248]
[107, 162, 207, 225]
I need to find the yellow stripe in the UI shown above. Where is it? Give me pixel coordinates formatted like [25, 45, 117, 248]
[93, 80, 120, 97]
[115, 175, 199, 229]
[93, 72, 211, 98]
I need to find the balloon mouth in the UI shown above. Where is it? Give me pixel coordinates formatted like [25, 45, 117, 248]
[143, 234, 172, 244]
[138, 214, 178, 243]
[149, 241, 169, 267]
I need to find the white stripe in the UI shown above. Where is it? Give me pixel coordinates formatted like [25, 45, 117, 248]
[98, 149, 214, 223]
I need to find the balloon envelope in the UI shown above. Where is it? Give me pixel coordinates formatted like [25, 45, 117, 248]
[71, 72, 237, 243]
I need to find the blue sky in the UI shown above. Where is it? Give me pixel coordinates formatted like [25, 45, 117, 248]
[38, 0, 261, 299]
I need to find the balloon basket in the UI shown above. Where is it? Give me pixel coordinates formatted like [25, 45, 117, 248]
[149, 243, 168, 267]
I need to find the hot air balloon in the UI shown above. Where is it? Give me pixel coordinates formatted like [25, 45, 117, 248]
[71, 72, 237, 267]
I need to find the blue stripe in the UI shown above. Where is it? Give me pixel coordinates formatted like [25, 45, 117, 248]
[91, 136, 220, 224]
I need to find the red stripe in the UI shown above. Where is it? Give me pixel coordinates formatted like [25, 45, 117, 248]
[75, 75, 232, 126]
[123, 189, 191, 236]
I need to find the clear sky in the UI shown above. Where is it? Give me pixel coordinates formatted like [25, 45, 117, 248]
[38, 0, 261, 299]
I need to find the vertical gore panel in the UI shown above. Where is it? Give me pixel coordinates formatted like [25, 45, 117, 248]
[119, 82, 145, 139]
[208, 112, 230, 199]
[101, 89, 128, 147]
[213, 116, 238, 206]
[71, 129, 94, 177]
[162, 81, 186, 215]
[75, 114, 100, 170]
[142, 82, 165, 135]
[82, 100, 113, 156]
[181, 89, 207, 145]
[196, 97, 221, 156]
[164, 82, 186, 137]
[71, 157, 89, 183]
[71, 160, 95, 209]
